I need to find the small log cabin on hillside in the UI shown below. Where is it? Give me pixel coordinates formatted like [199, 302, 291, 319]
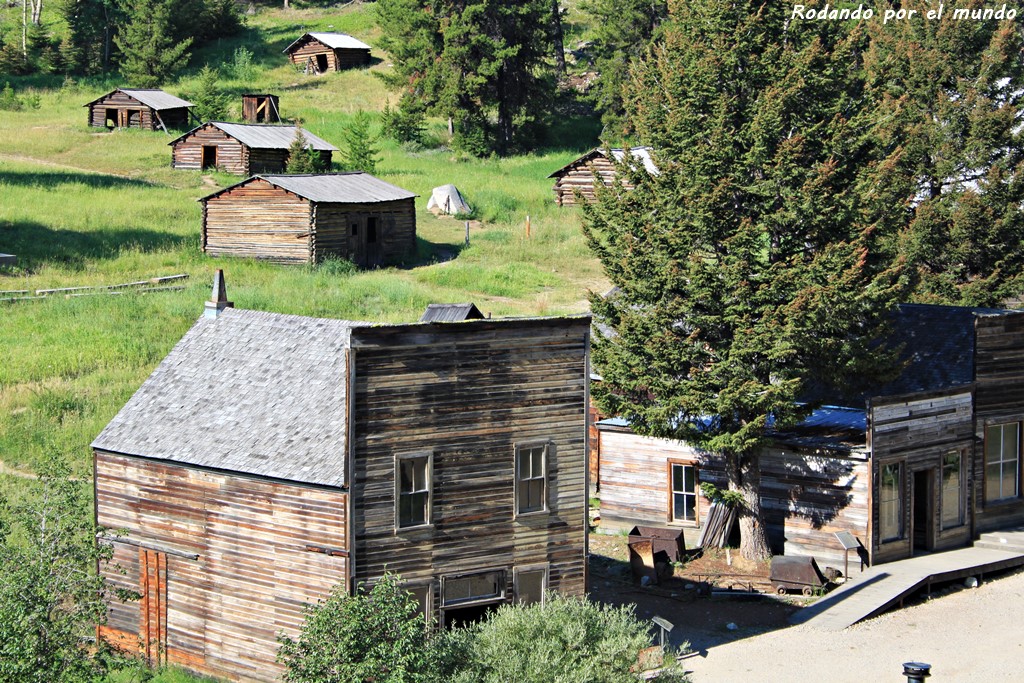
[85, 88, 194, 131]
[92, 276, 590, 682]
[200, 173, 417, 266]
[241, 94, 281, 123]
[170, 122, 336, 175]
[548, 146, 657, 206]
[595, 304, 1024, 570]
[283, 32, 372, 73]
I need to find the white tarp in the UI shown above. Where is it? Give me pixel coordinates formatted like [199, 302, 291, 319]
[426, 184, 472, 215]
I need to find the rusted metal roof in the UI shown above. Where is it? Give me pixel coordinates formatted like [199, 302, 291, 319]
[92, 308, 371, 488]
[420, 303, 485, 322]
[283, 32, 371, 53]
[176, 122, 337, 151]
[84, 88, 194, 110]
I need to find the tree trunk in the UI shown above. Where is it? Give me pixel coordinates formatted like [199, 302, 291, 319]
[30, 0, 41, 25]
[22, 0, 27, 58]
[726, 450, 771, 561]
[551, 0, 565, 76]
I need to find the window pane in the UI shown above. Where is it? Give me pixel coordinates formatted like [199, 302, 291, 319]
[444, 571, 503, 606]
[880, 463, 902, 540]
[1004, 461, 1019, 499]
[516, 570, 544, 605]
[985, 425, 1002, 464]
[517, 446, 547, 514]
[684, 466, 696, 493]
[672, 464, 684, 492]
[941, 453, 962, 528]
[400, 459, 415, 493]
[987, 463, 1003, 501]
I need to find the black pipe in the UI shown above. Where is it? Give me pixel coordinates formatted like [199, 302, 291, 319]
[903, 662, 931, 682]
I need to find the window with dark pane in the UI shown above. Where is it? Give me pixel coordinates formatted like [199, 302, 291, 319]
[941, 451, 964, 528]
[516, 445, 547, 514]
[671, 463, 697, 523]
[985, 422, 1020, 502]
[880, 462, 902, 541]
[515, 569, 545, 605]
[398, 455, 430, 528]
[442, 570, 504, 606]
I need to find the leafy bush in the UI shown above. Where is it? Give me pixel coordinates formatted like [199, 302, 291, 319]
[231, 46, 257, 81]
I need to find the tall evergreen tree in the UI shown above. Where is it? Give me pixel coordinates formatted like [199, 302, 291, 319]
[340, 111, 381, 174]
[188, 64, 229, 122]
[583, 1, 908, 560]
[113, 0, 191, 87]
[862, 1, 1024, 306]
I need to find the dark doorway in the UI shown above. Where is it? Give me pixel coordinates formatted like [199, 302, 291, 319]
[913, 469, 934, 553]
[316, 53, 329, 73]
[442, 601, 499, 629]
[201, 145, 217, 170]
[366, 216, 381, 266]
[105, 108, 117, 128]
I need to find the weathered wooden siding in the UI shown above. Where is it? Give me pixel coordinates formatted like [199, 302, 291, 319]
[349, 319, 590, 618]
[587, 400, 602, 494]
[202, 180, 313, 263]
[172, 124, 249, 174]
[974, 312, 1024, 533]
[87, 92, 189, 130]
[552, 156, 631, 206]
[869, 389, 974, 564]
[95, 450, 349, 683]
[242, 95, 280, 123]
[313, 199, 415, 266]
[286, 39, 370, 72]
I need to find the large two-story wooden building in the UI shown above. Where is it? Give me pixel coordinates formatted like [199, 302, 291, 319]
[595, 304, 1024, 569]
[92, 276, 590, 682]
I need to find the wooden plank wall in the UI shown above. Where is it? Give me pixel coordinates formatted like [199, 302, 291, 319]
[869, 390, 974, 564]
[172, 124, 249, 174]
[974, 312, 1024, 532]
[88, 92, 156, 129]
[349, 319, 590, 617]
[287, 39, 370, 72]
[552, 156, 632, 206]
[314, 199, 416, 265]
[247, 148, 290, 175]
[202, 180, 313, 263]
[95, 451, 349, 683]
[597, 426, 870, 568]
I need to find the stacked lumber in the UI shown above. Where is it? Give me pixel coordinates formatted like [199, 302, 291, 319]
[697, 501, 737, 549]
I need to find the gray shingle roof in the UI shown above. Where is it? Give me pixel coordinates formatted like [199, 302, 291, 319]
[198, 122, 337, 151]
[257, 173, 417, 203]
[86, 88, 194, 110]
[92, 308, 370, 488]
[284, 32, 372, 52]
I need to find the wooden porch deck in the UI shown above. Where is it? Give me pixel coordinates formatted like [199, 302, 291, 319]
[791, 532, 1024, 631]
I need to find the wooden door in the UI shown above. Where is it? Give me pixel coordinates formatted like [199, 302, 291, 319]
[139, 549, 168, 666]
[365, 216, 382, 266]
[349, 216, 366, 266]
[118, 109, 129, 127]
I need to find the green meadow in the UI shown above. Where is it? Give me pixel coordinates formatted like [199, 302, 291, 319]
[0, 4, 608, 480]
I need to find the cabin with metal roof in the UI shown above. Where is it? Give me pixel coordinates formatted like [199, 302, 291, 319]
[548, 146, 658, 206]
[594, 304, 1024, 569]
[92, 273, 590, 681]
[85, 88, 194, 131]
[170, 122, 336, 175]
[283, 32, 372, 74]
[200, 173, 417, 266]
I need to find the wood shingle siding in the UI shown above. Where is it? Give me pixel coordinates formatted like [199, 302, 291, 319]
[95, 451, 349, 682]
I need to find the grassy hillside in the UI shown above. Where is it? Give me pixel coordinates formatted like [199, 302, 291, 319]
[0, 3, 608, 479]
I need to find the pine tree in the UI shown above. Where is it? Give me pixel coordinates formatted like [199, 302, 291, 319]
[340, 111, 381, 174]
[114, 0, 192, 88]
[189, 64, 229, 122]
[583, 2, 909, 560]
[285, 125, 318, 174]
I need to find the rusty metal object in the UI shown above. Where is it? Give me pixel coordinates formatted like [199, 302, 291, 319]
[770, 555, 830, 596]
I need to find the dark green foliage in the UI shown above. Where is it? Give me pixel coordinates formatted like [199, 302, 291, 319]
[340, 111, 381, 174]
[277, 573, 444, 683]
[0, 82, 22, 110]
[57, 0, 122, 74]
[0, 38, 29, 75]
[446, 593, 689, 682]
[114, 0, 193, 87]
[188, 65, 229, 122]
[0, 456, 120, 682]
[381, 98, 425, 145]
[580, 0, 667, 137]
[584, 2, 910, 559]
[285, 126, 327, 173]
[376, 0, 558, 156]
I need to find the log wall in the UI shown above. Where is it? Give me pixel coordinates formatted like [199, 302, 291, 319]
[349, 319, 590, 620]
[286, 39, 370, 72]
[172, 124, 249, 174]
[202, 180, 313, 263]
[974, 312, 1024, 532]
[314, 198, 415, 266]
[87, 92, 189, 130]
[869, 389, 974, 564]
[95, 450, 349, 683]
[552, 155, 633, 206]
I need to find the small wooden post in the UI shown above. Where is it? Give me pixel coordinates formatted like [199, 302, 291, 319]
[465, 221, 470, 247]
[525, 214, 531, 239]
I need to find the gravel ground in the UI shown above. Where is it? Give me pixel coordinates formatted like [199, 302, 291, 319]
[680, 568, 1024, 682]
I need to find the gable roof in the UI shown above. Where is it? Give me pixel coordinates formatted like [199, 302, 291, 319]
[283, 32, 372, 53]
[420, 303, 485, 322]
[85, 88, 194, 110]
[170, 122, 337, 151]
[200, 173, 417, 204]
[92, 308, 371, 488]
[548, 146, 658, 178]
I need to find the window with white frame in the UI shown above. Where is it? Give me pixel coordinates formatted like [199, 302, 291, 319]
[396, 452, 432, 529]
[670, 462, 698, 523]
[985, 422, 1020, 502]
[516, 444, 548, 515]
[941, 450, 965, 528]
[879, 462, 903, 541]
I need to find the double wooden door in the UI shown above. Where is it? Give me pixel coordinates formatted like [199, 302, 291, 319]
[139, 549, 168, 666]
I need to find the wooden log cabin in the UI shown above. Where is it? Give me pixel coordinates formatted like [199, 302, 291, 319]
[92, 276, 590, 682]
[547, 146, 658, 206]
[594, 304, 1024, 570]
[170, 122, 336, 176]
[241, 94, 281, 123]
[199, 173, 417, 266]
[84, 88, 194, 131]
[283, 32, 372, 74]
